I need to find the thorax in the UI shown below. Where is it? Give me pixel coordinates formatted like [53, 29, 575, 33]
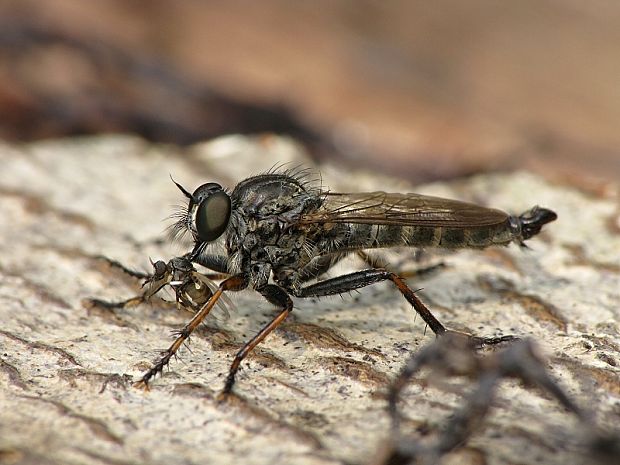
[223, 174, 323, 285]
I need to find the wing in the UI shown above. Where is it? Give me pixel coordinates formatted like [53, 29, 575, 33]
[299, 192, 509, 228]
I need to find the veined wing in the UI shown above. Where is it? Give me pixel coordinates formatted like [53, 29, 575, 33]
[299, 192, 509, 227]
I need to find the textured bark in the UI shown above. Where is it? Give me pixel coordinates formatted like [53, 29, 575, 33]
[0, 135, 618, 465]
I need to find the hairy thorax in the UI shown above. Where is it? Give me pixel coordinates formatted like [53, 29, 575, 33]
[224, 174, 324, 290]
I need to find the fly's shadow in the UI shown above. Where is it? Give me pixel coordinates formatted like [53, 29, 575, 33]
[373, 332, 619, 465]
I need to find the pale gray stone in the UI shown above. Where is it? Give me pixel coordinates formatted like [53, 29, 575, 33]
[0, 135, 618, 465]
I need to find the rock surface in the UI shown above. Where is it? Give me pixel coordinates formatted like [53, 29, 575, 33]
[0, 135, 618, 465]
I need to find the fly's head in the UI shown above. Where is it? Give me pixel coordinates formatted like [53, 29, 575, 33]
[169, 179, 232, 246]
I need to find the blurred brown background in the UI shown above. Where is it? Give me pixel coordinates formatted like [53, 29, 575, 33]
[1, 0, 619, 185]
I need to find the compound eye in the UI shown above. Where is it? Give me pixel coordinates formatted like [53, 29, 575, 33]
[195, 189, 231, 242]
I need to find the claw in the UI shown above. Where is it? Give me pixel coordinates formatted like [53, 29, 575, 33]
[216, 390, 231, 404]
[133, 379, 151, 391]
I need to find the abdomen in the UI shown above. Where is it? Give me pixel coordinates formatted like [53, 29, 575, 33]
[340, 221, 516, 250]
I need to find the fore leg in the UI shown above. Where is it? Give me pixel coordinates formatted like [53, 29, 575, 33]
[192, 253, 231, 278]
[222, 284, 293, 394]
[135, 274, 248, 389]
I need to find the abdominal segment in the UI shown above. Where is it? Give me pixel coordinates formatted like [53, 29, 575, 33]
[341, 221, 516, 250]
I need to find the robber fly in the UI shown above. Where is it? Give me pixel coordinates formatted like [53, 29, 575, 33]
[94, 167, 557, 394]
